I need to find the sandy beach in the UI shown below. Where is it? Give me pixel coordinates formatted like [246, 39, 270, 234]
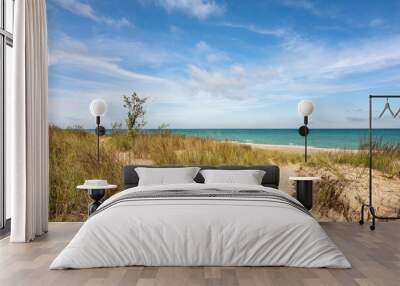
[232, 141, 357, 154]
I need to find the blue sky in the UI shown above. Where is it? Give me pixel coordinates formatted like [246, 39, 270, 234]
[47, 0, 400, 128]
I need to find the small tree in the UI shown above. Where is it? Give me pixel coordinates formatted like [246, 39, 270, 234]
[123, 92, 147, 136]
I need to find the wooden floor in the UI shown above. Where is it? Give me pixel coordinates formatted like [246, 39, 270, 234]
[0, 222, 399, 286]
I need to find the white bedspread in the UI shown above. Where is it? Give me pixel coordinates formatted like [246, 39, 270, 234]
[50, 183, 351, 269]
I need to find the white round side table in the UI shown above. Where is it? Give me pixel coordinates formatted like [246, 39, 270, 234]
[77, 183, 117, 215]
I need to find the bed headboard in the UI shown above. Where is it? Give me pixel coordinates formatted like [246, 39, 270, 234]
[123, 165, 280, 190]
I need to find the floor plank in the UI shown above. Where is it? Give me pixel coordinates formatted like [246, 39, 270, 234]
[0, 222, 399, 286]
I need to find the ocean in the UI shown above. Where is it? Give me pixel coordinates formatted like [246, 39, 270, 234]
[142, 129, 400, 149]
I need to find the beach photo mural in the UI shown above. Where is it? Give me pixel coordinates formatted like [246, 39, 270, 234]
[47, 0, 400, 221]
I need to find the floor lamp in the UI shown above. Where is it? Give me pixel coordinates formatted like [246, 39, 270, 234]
[298, 100, 314, 162]
[89, 99, 107, 162]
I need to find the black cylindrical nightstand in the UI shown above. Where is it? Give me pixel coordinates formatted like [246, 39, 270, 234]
[77, 183, 117, 215]
[289, 177, 320, 210]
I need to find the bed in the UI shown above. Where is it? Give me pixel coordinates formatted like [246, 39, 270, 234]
[50, 165, 351, 269]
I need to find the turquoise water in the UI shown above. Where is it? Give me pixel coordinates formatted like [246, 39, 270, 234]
[146, 129, 400, 149]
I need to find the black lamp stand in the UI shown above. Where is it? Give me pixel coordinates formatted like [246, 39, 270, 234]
[95, 116, 106, 162]
[304, 116, 308, 163]
[298, 116, 310, 162]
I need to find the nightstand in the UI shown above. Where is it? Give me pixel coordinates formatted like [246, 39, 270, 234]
[289, 177, 320, 210]
[77, 182, 117, 215]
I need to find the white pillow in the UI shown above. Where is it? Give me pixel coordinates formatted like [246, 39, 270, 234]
[200, 169, 266, 185]
[135, 167, 201, 186]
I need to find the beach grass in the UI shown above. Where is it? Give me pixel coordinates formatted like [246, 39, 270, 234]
[108, 132, 305, 165]
[49, 127, 400, 221]
[50, 127, 304, 221]
[310, 140, 400, 178]
[49, 127, 123, 221]
[304, 140, 400, 221]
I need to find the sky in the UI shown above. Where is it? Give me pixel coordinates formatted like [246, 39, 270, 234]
[47, 0, 400, 129]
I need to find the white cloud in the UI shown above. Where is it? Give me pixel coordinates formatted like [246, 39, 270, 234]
[221, 22, 289, 38]
[230, 65, 245, 75]
[369, 18, 385, 28]
[206, 53, 229, 63]
[169, 24, 183, 34]
[281, 0, 321, 15]
[280, 0, 339, 18]
[50, 51, 163, 81]
[195, 41, 209, 51]
[280, 0, 342, 21]
[86, 36, 178, 67]
[185, 65, 245, 99]
[179, 33, 400, 108]
[49, 36, 164, 82]
[48, 29, 400, 128]
[322, 36, 400, 76]
[53, 0, 132, 27]
[194, 41, 229, 63]
[153, 0, 225, 19]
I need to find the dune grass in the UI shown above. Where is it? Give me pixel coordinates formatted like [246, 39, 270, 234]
[303, 139, 400, 221]
[49, 127, 123, 221]
[309, 141, 400, 178]
[49, 127, 400, 221]
[50, 128, 305, 221]
[108, 132, 305, 165]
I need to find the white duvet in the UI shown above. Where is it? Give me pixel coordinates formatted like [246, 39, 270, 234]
[50, 183, 351, 269]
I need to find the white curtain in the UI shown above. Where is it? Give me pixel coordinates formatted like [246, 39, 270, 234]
[9, 0, 49, 242]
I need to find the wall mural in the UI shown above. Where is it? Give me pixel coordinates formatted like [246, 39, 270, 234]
[47, 0, 400, 222]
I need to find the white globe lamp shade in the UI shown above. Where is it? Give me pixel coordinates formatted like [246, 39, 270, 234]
[298, 100, 314, 116]
[90, 99, 107, 117]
